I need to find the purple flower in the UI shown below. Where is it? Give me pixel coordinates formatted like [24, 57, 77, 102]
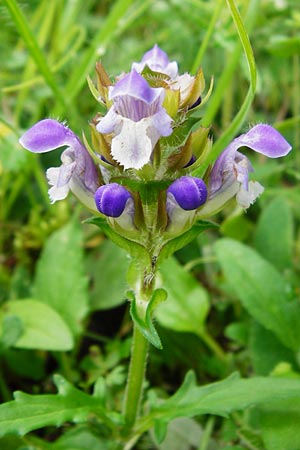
[96, 70, 173, 170]
[167, 176, 207, 210]
[94, 183, 133, 217]
[19, 119, 99, 209]
[166, 176, 207, 233]
[200, 124, 292, 215]
[131, 44, 178, 78]
[132, 45, 199, 108]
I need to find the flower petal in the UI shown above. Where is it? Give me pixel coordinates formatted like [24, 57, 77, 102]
[46, 167, 70, 203]
[19, 119, 74, 153]
[236, 181, 264, 208]
[229, 124, 292, 158]
[110, 70, 163, 105]
[132, 44, 178, 79]
[110, 117, 155, 170]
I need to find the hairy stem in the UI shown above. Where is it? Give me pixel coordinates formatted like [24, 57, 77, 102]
[123, 323, 149, 431]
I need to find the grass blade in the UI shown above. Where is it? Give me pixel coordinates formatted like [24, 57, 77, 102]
[3, 0, 67, 110]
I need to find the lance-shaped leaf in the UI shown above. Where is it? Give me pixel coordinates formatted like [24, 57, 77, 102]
[214, 238, 300, 351]
[146, 371, 300, 441]
[0, 375, 116, 437]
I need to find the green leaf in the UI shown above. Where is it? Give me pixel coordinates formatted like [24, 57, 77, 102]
[249, 322, 296, 376]
[0, 375, 111, 437]
[258, 398, 300, 450]
[86, 217, 151, 266]
[0, 315, 24, 348]
[49, 425, 112, 450]
[254, 197, 294, 271]
[0, 300, 73, 351]
[148, 371, 300, 423]
[158, 221, 218, 263]
[130, 289, 167, 349]
[87, 240, 130, 310]
[156, 256, 209, 334]
[33, 220, 89, 335]
[0, 436, 26, 450]
[151, 417, 203, 450]
[214, 238, 300, 351]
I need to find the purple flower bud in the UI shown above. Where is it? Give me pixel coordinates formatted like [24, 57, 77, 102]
[167, 176, 207, 211]
[95, 183, 133, 217]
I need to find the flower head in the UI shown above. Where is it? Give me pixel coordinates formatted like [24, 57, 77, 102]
[19, 119, 98, 209]
[96, 70, 173, 170]
[199, 124, 292, 216]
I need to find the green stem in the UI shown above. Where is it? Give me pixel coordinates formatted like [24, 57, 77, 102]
[198, 329, 226, 362]
[198, 416, 215, 450]
[123, 324, 149, 430]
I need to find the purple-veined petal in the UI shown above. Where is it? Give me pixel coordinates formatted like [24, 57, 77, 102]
[110, 117, 157, 170]
[19, 119, 75, 153]
[110, 70, 164, 106]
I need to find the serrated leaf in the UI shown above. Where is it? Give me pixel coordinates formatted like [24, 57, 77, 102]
[156, 256, 209, 335]
[33, 220, 89, 335]
[149, 371, 300, 422]
[0, 300, 73, 351]
[0, 375, 111, 437]
[214, 238, 300, 351]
